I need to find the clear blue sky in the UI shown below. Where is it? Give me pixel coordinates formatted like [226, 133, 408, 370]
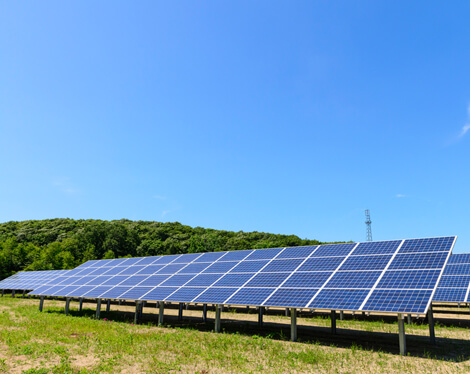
[1, 2, 469, 252]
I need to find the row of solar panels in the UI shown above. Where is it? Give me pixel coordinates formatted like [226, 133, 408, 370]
[0, 237, 462, 314]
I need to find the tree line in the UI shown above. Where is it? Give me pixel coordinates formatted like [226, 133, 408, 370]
[0, 218, 336, 280]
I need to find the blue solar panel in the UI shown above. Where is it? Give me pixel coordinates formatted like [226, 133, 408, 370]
[248, 247, 284, 260]
[27, 236, 455, 315]
[202, 261, 239, 273]
[101, 276, 128, 286]
[193, 252, 227, 263]
[433, 287, 467, 302]
[311, 243, 355, 257]
[444, 264, 470, 276]
[100, 286, 131, 299]
[340, 255, 392, 271]
[173, 253, 204, 264]
[186, 274, 224, 287]
[160, 275, 194, 287]
[276, 246, 318, 259]
[448, 253, 470, 264]
[297, 257, 345, 271]
[83, 286, 110, 298]
[135, 265, 165, 275]
[212, 273, 253, 287]
[363, 290, 432, 313]
[102, 267, 127, 276]
[326, 271, 381, 289]
[143, 287, 178, 300]
[378, 270, 440, 289]
[230, 260, 269, 273]
[225, 288, 274, 305]
[194, 287, 237, 303]
[120, 287, 152, 300]
[177, 263, 211, 274]
[399, 237, 455, 254]
[166, 287, 205, 302]
[310, 289, 370, 310]
[261, 259, 304, 273]
[138, 275, 170, 287]
[265, 288, 319, 308]
[352, 240, 401, 255]
[388, 252, 448, 270]
[434, 253, 470, 302]
[438, 275, 470, 288]
[281, 272, 332, 288]
[245, 273, 290, 288]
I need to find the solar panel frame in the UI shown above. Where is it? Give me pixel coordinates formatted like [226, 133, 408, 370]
[27, 236, 457, 315]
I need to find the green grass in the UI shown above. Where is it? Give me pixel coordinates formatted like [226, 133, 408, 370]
[0, 296, 469, 373]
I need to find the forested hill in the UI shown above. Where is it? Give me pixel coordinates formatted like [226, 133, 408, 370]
[0, 219, 333, 279]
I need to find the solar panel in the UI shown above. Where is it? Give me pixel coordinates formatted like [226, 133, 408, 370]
[0, 270, 71, 291]
[434, 253, 470, 302]
[29, 236, 456, 315]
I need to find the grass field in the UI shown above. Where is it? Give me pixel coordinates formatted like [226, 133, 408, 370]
[0, 296, 469, 373]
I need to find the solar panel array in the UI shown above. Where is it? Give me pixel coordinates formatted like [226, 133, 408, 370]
[29, 236, 456, 314]
[0, 270, 71, 291]
[434, 253, 470, 303]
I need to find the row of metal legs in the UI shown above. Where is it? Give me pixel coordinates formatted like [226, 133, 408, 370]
[36, 297, 437, 355]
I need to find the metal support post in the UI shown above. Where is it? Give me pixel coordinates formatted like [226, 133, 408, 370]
[65, 298, 70, 315]
[340, 310, 344, 320]
[427, 305, 435, 344]
[1, 289, 3, 297]
[407, 314, 412, 324]
[215, 304, 222, 333]
[12, 290, 15, 298]
[258, 307, 264, 327]
[178, 303, 184, 321]
[398, 313, 406, 356]
[331, 310, 337, 334]
[96, 299, 102, 319]
[134, 301, 141, 324]
[285, 308, 290, 317]
[22, 290, 26, 298]
[158, 302, 164, 325]
[291, 308, 297, 342]
[186, 303, 189, 310]
[203, 304, 208, 322]
[79, 298, 83, 312]
[39, 296, 44, 312]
